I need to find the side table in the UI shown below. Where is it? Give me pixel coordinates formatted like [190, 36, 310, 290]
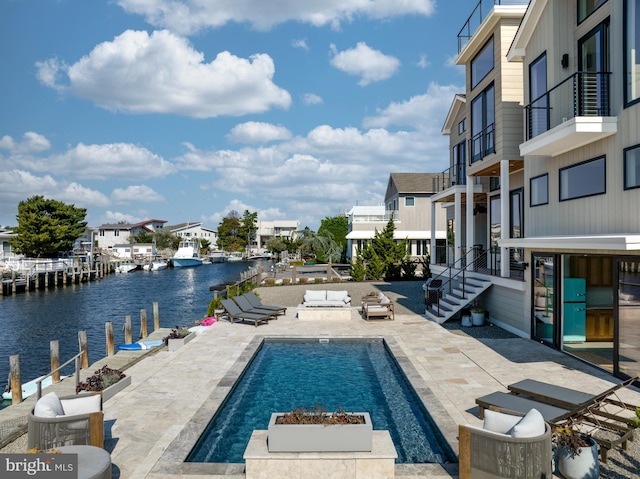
[57, 445, 111, 479]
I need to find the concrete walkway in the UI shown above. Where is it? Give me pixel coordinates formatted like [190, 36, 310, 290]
[2, 281, 639, 478]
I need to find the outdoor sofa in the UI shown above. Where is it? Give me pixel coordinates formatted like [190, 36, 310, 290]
[301, 290, 351, 307]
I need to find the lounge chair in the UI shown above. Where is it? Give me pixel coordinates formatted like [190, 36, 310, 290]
[232, 295, 279, 319]
[220, 299, 270, 327]
[476, 377, 640, 462]
[245, 292, 287, 315]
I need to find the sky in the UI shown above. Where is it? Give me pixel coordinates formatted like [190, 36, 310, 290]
[0, 0, 466, 231]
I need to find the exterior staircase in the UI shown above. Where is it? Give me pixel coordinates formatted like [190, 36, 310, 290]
[424, 248, 493, 324]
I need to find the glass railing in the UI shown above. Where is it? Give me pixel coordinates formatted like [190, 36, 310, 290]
[470, 123, 495, 163]
[524, 71, 612, 141]
[458, 0, 530, 53]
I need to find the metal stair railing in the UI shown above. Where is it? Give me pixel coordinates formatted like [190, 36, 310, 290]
[427, 247, 489, 317]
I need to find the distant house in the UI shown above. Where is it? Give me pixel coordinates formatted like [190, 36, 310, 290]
[346, 173, 447, 260]
[96, 219, 167, 250]
[254, 220, 300, 254]
[166, 223, 218, 249]
[0, 228, 17, 260]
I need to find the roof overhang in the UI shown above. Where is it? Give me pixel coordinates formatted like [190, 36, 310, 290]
[442, 94, 467, 135]
[507, 0, 547, 62]
[500, 234, 640, 251]
[347, 230, 447, 240]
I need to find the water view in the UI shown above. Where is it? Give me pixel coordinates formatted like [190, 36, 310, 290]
[0, 260, 272, 409]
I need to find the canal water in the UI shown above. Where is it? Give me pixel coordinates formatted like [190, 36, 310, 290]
[0, 260, 272, 409]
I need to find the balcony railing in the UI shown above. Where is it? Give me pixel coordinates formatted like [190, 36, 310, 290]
[470, 123, 495, 163]
[433, 163, 467, 192]
[524, 71, 612, 141]
[458, 0, 530, 53]
[351, 211, 398, 223]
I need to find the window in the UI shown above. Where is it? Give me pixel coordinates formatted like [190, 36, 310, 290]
[114, 230, 120, 237]
[624, 144, 640, 190]
[530, 174, 549, 206]
[489, 176, 500, 192]
[470, 83, 495, 162]
[458, 118, 466, 135]
[560, 156, 606, 201]
[528, 53, 548, 138]
[624, 0, 640, 106]
[490, 195, 501, 248]
[99, 230, 104, 237]
[405, 197, 415, 207]
[416, 240, 428, 256]
[579, 20, 610, 116]
[452, 141, 466, 185]
[471, 37, 494, 89]
[578, 0, 607, 24]
[510, 188, 524, 239]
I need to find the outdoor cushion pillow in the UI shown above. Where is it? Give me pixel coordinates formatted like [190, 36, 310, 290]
[304, 290, 326, 302]
[507, 408, 545, 438]
[380, 296, 391, 304]
[483, 409, 521, 434]
[326, 290, 348, 302]
[61, 394, 102, 416]
[34, 392, 65, 418]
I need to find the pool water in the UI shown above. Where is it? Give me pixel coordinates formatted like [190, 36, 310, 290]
[186, 338, 456, 464]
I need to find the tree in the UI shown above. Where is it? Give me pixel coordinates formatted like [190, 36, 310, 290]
[217, 211, 242, 251]
[368, 216, 407, 277]
[318, 215, 348, 262]
[297, 227, 341, 262]
[239, 210, 258, 253]
[10, 196, 87, 258]
[155, 229, 180, 250]
[199, 239, 211, 254]
[131, 231, 154, 244]
[265, 237, 287, 261]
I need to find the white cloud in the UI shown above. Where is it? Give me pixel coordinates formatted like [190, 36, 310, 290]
[117, 0, 437, 34]
[330, 42, 400, 86]
[302, 93, 323, 105]
[227, 122, 292, 144]
[417, 54, 430, 68]
[0, 132, 51, 153]
[37, 30, 291, 118]
[292, 39, 309, 50]
[111, 185, 166, 203]
[102, 210, 144, 224]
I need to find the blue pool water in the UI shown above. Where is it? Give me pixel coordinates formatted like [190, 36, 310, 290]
[186, 338, 456, 464]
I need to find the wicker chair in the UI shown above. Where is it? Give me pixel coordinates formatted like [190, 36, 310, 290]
[458, 410, 552, 479]
[28, 392, 104, 450]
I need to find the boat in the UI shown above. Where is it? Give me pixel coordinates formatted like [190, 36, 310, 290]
[116, 264, 138, 273]
[117, 340, 164, 351]
[149, 260, 168, 271]
[171, 240, 204, 268]
[227, 252, 243, 262]
[3, 374, 56, 401]
[209, 251, 228, 263]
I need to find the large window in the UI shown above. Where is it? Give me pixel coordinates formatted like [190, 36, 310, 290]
[490, 195, 501, 248]
[578, 0, 607, 24]
[528, 53, 548, 138]
[625, 0, 640, 106]
[579, 19, 610, 115]
[510, 188, 524, 239]
[530, 174, 549, 206]
[471, 83, 495, 163]
[559, 156, 606, 201]
[624, 144, 640, 190]
[471, 37, 494, 89]
[452, 140, 466, 185]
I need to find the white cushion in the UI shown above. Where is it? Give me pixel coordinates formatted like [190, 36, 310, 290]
[304, 290, 326, 301]
[343, 296, 351, 304]
[483, 409, 521, 434]
[326, 290, 347, 302]
[34, 392, 64, 418]
[507, 408, 545, 438]
[380, 296, 390, 304]
[60, 394, 102, 416]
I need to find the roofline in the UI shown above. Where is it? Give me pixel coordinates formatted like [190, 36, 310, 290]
[442, 94, 467, 135]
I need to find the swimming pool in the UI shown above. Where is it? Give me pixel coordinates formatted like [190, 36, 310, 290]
[186, 338, 456, 464]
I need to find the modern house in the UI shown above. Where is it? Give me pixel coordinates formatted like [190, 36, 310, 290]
[432, 0, 640, 382]
[253, 220, 299, 254]
[96, 219, 167, 250]
[167, 222, 218, 248]
[346, 173, 447, 261]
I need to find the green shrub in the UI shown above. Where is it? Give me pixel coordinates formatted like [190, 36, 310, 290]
[282, 278, 291, 285]
[314, 277, 324, 284]
[300, 277, 308, 284]
[264, 278, 276, 286]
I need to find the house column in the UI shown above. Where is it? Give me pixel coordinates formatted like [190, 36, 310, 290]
[466, 175, 475, 271]
[500, 160, 510, 278]
[430, 201, 436, 266]
[454, 189, 462, 264]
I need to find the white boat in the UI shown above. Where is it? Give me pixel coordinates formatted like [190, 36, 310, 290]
[171, 240, 203, 268]
[116, 264, 138, 273]
[149, 260, 168, 271]
[209, 251, 228, 263]
[227, 252, 243, 262]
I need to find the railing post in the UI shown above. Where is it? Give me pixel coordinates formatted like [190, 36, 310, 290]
[75, 356, 81, 391]
[140, 309, 148, 338]
[78, 330, 89, 369]
[153, 302, 160, 330]
[106, 321, 114, 356]
[125, 315, 132, 344]
[9, 355, 21, 404]
[50, 340, 60, 383]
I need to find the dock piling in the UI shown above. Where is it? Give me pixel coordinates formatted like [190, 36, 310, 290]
[106, 322, 114, 356]
[124, 315, 132, 344]
[140, 309, 148, 338]
[9, 355, 21, 405]
[153, 302, 160, 330]
[78, 330, 89, 369]
[50, 340, 60, 383]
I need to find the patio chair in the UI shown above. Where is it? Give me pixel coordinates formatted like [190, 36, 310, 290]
[458, 408, 552, 479]
[220, 299, 270, 327]
[28, 391, 104, 450]
[245, 292, 287, 315]
[232, 295, 279, 319]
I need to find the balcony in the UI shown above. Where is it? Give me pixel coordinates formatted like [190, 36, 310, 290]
[470, 123, 495, 164]
[521, 71, 617, 157]
[458, 0, 530, 53]
[350, 211, 398, 223]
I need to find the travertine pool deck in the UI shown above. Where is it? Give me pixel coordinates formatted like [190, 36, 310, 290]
[2, 281, 639, 479]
